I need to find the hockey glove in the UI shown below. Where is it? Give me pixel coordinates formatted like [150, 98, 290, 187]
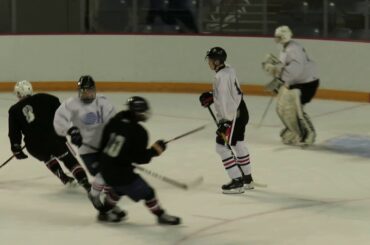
[199, 91, 214, 107]
[67, 126, 83, 147]
[217, 120, 232, 137]
[11, 144, 28, 160]
[265, 78, 284, 94]
[151, 140, 167, 156]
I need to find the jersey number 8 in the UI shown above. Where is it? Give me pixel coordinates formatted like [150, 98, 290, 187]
[22, 105, 35, 123]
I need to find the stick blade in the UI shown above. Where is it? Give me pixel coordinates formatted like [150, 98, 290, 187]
[253, 181, 268, 188]
[183, 176, 204, 190]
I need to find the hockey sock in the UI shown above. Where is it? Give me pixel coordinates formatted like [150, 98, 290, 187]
[58, 152, 89, 183]
[232, 141, 252, 176]
[45, 158, 69, 183]
[216, 144, 242, 179]
[90, 173, 106, 197]
[145, 197, 164, 217]
[70, 165, 88, 183]
[101, 189, 120, 213]
[237, 155, 251, 175]
[222, 157, 243, 179]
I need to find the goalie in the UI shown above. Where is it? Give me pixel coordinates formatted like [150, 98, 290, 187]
[262, 26, 320, 146]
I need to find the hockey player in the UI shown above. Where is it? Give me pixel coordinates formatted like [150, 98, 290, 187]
[8, 80, 90, 191]
[95, 96, 181, 225]
[53, 75, 121, 212]
[262, 25, 319, 146]
[200, 47, 254, 194]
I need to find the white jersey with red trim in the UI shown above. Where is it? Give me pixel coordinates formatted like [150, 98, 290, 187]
[53, 95, 116, 155]
[212, 64, 243, 122]
[279, 40, 319, 86]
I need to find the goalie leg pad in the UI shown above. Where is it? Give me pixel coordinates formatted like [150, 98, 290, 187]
[280, 128, 299, 145]
[276, 87, 303, 143]
[299, 112, 316, 145]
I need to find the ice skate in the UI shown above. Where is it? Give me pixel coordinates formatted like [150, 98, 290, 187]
[157, 213, 181, 225]
[221, 177, 244, 194]
[97, 209, 127, 223]
[243, 174, 255, 190]
[111, 206, 127, 219]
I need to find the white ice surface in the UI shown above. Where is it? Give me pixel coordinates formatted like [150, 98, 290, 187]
[1, 92, 370, 245]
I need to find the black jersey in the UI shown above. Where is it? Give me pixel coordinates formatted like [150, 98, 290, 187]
[8, 93, 62, 147]
[99, 111, 158, 186]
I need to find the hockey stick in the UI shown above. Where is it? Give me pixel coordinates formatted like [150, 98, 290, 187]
[133, 164, 203, 190]
[206, 106, 267, 188]
[207, 106, 230, 146]
[0, 146, 26, 169]
[256, 95, 274, 128]
[164, 125, 206, 144]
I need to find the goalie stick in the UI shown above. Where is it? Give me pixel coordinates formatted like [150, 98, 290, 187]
[256, 95, 274, 128]
[133, 164, 203, 190]
[0, 145, 26, 169]
[206, 106, 267, 188]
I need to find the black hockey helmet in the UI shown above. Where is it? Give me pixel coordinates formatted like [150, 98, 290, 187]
[205, 47, 227, 63]
[78, 75, 96, 104]
[126, 96, 151, 121]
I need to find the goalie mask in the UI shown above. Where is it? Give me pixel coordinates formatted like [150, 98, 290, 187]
[14, 80, 33, 100]
[78, 75, 96, 104]
[127, 96, 151, 122]
[274, 26, 293, 45]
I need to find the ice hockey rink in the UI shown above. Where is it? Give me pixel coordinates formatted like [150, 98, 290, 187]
[1, 91, 370, 245]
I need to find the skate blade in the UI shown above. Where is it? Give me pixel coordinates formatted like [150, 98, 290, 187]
[222, 188, 245, 194]
[185, 176, 204, 190]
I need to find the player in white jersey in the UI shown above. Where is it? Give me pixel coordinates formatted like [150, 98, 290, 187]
[200, 47, 254, 194]
[262, 26, 319, 146]
[54, 75, 116, 174]
[53, 75, 124, 219]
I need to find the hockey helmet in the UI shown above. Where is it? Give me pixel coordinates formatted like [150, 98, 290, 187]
[126, 96, 151, 121]
[274, 26, 293, 44]
[14, 80, 33, 99]
[78, 75, 96, 104]
[205, 47, 227, 63]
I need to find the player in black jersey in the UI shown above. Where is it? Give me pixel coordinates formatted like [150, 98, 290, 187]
[7, 80, 90, 191]
[95, 96, 181, 225]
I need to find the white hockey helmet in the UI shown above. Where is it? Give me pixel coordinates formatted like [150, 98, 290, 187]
[14, 80, 33, 99]
[274, 25, 293, 44]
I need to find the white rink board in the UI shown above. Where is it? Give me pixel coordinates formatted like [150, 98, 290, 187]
[0, 35, 370, 91]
